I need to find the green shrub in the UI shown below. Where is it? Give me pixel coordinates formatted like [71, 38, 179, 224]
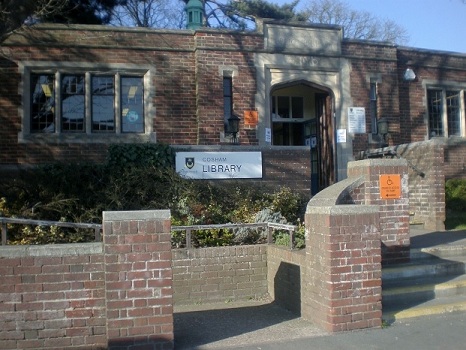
[445, 179, 466, 212]
[106, 143, 175, 168]
[0, 143, 309, 246]
[274, 220, 305, 249]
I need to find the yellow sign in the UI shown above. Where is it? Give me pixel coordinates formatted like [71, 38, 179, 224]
[379, 174, 401, 199]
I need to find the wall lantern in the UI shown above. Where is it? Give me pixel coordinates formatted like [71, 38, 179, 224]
[227, 114, 241, 144]
[403, 68, 416, 82]
[377, 118, 389, 147]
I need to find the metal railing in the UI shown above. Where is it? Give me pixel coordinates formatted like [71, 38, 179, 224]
[0, 217, 102, 245]
[0, 217, 297, 249]
[171, 222, 297, 249]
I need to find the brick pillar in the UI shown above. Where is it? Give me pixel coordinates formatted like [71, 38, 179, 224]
[302, 206, 382, 332]
[348, 159, 410, 264]
[103, 210, 174, 350]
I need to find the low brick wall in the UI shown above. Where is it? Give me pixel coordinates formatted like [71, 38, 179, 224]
[172, 245, 268, 304]
[0, 210, 174, 350]
[348, 159, 410, 263]
[267, 246, 306, 315]
[0, 244, 105, 350]
[303, 205, 382, 332]
[393, 140, 446, 231]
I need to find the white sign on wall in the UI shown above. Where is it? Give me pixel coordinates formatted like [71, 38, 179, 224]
[176, 152, 263, 179]
[337, 129, 347, 143]
[348, 107, 366, 134]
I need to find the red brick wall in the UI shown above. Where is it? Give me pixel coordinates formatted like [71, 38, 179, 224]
[397, 49, 466, 144]
[0, 245, 106, 350]
[193, 31, 262, 146]
[103, 210, 173, 349]
[0, 210, 174, 350]
[172, 245, 268, 304]
[393, 141, 446, 231]
[443, 139, 466, 180]
[342, 42, 401, 150]
[261, 148, 311, 194]
[267, 246, 306, 315]
[303, 205, 382, 332]
[347, 159, 410, 263]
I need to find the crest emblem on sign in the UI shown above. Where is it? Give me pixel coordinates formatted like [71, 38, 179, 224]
[185, 157, 195, 169]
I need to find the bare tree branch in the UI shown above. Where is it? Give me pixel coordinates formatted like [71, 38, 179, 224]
[0, 0, 69, 42]
[112, 0, 184, 28]
[301, 0, 409, 44]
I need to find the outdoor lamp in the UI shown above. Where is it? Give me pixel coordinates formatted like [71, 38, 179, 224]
[404, 68, 416, 82]
[377, 118, 389, 147]
[227, 114, 240, 144]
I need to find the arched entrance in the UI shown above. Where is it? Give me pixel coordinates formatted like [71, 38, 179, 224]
[270, 81, 335, 195]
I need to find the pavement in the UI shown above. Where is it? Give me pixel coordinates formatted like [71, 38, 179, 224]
[174, 227, 466, 350]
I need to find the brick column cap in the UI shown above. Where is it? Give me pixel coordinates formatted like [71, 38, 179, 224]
[306, 205, 378, 215]
[103, 210, 170, 221]
[348, 158, 407, 170]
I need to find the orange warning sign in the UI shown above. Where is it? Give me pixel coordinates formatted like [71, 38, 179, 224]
[379, 174, 401, 199]
[244, 110, 258, 126]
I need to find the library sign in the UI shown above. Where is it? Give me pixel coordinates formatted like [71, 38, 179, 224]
[175, 152, 262, 179]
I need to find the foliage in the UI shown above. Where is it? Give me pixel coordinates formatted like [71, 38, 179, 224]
[1, 0, 125, 43]
[0, 0, 68, 42]
[0, 143, 308, 246]
[274, 219, 305, 249]
[192, 228, 235, 247]
[217, 0, 305, 30]
[301, 0, 409, 44]
[112, 0, 185, 28]
[11, 224, 95, 245]
[41, 0, 124, 24]
[232, 208, 287, 245]
[445, 179, 466, 230]
[106, 143, 175, 168]
[109, 0, 409, 45]
[445, 179, 466, 212]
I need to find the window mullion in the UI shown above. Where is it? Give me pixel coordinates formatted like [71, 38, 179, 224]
[115, 73, 121, 134]
[85, 72, 91, 135]
[442, 90, 449, 137]
[55, 71, 62, 134]
[461, 90, 466, 137]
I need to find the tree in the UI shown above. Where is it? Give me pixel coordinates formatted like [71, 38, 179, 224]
[112, 0, 185, 28]
[0, 0, 124, 43]
[0, 0, 68, 42]
[205, 0, 305, 30]
[301, 0, 409, 44]
[41, 0, 124, 25]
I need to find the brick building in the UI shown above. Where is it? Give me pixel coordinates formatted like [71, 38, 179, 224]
[1, 19, 465, 194]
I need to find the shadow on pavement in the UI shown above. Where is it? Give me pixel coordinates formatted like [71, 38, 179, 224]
[174, 301, 325, 349]
[410, 229, 466, 249]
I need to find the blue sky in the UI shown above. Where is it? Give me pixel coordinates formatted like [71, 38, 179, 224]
[272, 0, 466, 53]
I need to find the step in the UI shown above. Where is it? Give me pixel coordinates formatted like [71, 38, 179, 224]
[410, 246, 466, 260]
[383, 294, 466, 322]
[382, 252, 466, 322]
[382, 256, 466, 281]
[383, 273, 466, 303]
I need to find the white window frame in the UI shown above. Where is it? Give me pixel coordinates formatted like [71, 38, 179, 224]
[18, 62, 156, 143]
